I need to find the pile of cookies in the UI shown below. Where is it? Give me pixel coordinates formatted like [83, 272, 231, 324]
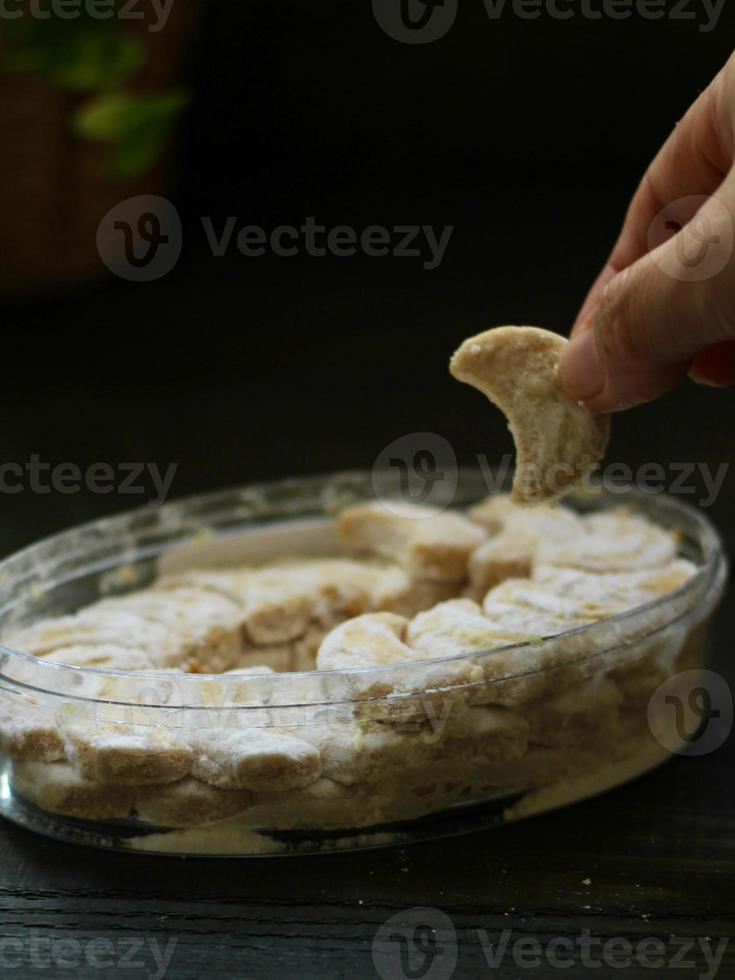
[0, 494, 705, 835]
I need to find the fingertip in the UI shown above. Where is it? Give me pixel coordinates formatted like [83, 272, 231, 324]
[583, 361, 691, 414]
[689, 341, 735, 388]
[569, 316, 596, 340]
[559, 328, 604, 402]
[576, 389, 644, 414]
[571, 264, 619, 337]
[561, 327, 688, 414]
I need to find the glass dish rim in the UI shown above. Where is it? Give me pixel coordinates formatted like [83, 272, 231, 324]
[0, 471, 726, 709]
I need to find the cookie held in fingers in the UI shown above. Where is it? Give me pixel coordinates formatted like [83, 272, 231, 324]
[450, 326, 610, 504]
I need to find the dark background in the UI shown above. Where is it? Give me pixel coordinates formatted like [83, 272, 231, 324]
[1, 2, 733, 553]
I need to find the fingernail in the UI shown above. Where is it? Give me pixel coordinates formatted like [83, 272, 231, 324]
[689, 341, 735, 388]
[689, 370, 735, 388]
[559, 329, 604, 402]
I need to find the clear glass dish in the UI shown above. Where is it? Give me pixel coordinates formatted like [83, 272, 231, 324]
[0, 470, 726, 856]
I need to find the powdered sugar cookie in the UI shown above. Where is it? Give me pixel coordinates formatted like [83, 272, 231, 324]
[0, 699, 65, 762]
[316, 612, 414, 671]
[61, 720, 193, 785]
[12, 760, 134, 820]
[290, 627, 325, 672]
[315, 612, 424, 704]
[153, 568, 253, 604]
[135, 777, 253, 828]
[44, 644, 156, 671]
[532, 560, 697, 614]
[408, 598, 527, 657]
[481, 579, 600, 636]
[337, 502, 487, 582]
[467, 495, 585, 595]
[93, 587, 243, 672]
[5, 609, 172, 661]
[450, 327, 610, 504]
[232, 644, 294, 673]
[468, 532, 543, 599]
[190, 728, 321, 791]
[246, 777, 359, 831]
[361, 750, 565, 825]
[469, 743, 626, 797]
[303, 705, 527, 786]
[407, 596, 597, 706]
[406, 598, 551, 704]
[467, 493, 525, 532]
[609, 623, 690, 711]
[522, 676, 622, 749]
[538, 507, 678, 572]
[315, 599, 576, 709]
[157, 559, 450, 653]
[241, 566, 353, 644]
[379, 579, 461, 618]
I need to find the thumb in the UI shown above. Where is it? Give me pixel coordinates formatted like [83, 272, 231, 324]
[559, 187, 735, 413]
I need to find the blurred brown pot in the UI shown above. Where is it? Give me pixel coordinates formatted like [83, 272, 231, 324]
[0, 2, 198, 297]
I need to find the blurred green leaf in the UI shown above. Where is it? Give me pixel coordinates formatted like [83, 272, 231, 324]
[3, 11, 189, 178]
[73, 91, 190, 177]
[4, 18, 144, 90]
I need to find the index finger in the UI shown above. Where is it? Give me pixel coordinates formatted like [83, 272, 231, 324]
[572, 55, 735, 338]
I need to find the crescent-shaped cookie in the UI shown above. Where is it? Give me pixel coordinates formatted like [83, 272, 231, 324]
[450, 326, 610, 504]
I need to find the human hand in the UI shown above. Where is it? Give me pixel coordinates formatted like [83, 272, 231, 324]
[559, 52, 735, 413]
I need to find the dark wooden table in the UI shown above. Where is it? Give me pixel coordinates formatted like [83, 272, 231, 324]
[1, 596, 732, 980]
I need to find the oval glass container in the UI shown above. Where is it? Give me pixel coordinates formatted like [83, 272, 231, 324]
[0, 471, 726, 856]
